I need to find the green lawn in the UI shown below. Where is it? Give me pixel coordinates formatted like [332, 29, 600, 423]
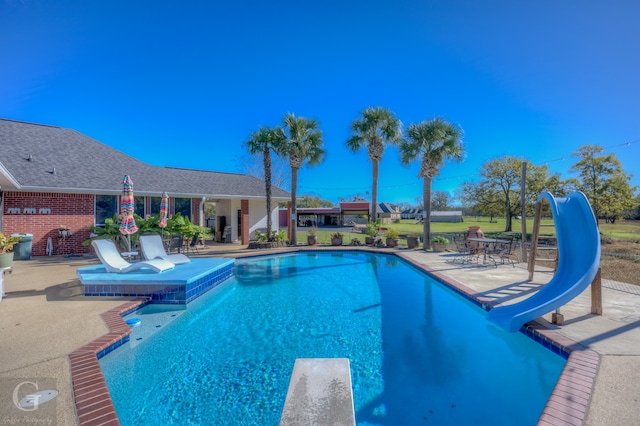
[297, 217, 640, 244]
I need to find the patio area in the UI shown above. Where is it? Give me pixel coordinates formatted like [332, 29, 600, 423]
[0, 242, 638, 425]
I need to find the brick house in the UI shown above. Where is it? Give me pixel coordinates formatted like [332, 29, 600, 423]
[0, 119, 290, 256]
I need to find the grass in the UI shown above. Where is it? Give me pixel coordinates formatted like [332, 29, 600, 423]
[297, 218, 640, 285]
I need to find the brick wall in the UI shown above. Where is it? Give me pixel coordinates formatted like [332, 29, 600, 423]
[3, 192, 94, 256]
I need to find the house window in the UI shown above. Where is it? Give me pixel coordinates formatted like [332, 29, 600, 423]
[95, 195, 118, 225]
[174, 198, 191, 220]
[134, 196, 145, 217]
[149, 197, 161, 215]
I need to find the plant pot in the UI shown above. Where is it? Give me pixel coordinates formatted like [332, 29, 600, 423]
[0, 252, 14, 268]
[331, 237, 343, 246]
[466, 226, 484, 250]
[307, 235, 318, 246]
[432, 243, 447, 252]
[365, 236, 375, 245]
[386, 238, 399, 248]
[407, 236, 420, 249]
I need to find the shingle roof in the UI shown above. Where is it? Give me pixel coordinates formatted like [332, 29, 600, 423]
[0, 118, 290, 199]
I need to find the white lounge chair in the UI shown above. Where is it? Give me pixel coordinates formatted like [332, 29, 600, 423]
[91, 239, 175, 273]
[139, 235, 191, 265]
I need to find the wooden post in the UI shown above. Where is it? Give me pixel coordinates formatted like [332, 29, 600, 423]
[520, 162, 528, 262]
[528, 200, 544, 281]
[287, 201, 292, 243]
[591, 267, 603, 315]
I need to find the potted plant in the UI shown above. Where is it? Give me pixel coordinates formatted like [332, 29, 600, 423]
[331, 231, 343, 246]
[407, 233, 420, 249]
[0, 232, 22, 268]
[307, 228, 318, 246]
[364, 222, 379, 245]
[385, 229, 399, 248]
[432, 235, 450, 252]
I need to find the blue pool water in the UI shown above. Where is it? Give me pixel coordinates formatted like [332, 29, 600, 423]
[99, 252, 566, 425]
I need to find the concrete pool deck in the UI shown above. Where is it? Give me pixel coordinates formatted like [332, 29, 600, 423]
[0, 243, 638, 425]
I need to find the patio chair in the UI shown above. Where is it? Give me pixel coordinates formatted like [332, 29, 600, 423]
[91, 239, 175, 273]
[139, 234, 191, 265]
[454, 235, 475, 264]
[486, 236, 516, 267]
[167, 234, 185, 254]
[497, 236, 516, 267]
[185, 232, 200, 255]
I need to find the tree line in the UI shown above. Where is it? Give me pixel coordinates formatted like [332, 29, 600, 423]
[244, 107, 638, 248]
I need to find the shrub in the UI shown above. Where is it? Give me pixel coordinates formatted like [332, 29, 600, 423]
[385, 229, 399, 239]
[364, 222, 379, 237]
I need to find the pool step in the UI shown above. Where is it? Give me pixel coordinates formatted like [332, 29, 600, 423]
[280, 358, 355, 426]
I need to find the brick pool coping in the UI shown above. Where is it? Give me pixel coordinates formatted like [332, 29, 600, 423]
[70, 249, 599, 425]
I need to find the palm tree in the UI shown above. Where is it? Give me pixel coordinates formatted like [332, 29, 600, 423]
[346, 107, 402, 223]
[281, 113, 325, 245]
[399, 118, 464, 250]
[244, 126, 286, 241]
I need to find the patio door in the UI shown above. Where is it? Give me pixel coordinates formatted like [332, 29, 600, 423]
[237, 209, 242, 241]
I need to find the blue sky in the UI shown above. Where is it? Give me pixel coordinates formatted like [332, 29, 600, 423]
[1, 0, 638, 205]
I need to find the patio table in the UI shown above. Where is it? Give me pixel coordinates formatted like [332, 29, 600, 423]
[467, 237, 510, 264]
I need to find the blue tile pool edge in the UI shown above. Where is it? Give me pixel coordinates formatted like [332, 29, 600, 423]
[81, 261, 235, 304]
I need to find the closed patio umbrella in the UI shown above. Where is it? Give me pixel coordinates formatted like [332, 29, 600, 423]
[119, 175, 138, 251]
[159, 191, 169, 235]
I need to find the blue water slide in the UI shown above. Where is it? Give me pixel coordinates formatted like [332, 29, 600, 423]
[486, 191, 601, 333]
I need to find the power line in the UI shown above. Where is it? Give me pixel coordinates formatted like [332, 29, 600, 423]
[300, 139, 639, 192]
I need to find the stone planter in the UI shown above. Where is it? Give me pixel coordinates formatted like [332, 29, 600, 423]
[386, 238, 399, 248]
[432, 243, 447, 252]
[248, 241, 288, 249]
[0, 252, 14, 268]
[307, 235, 318, 246]
[407, 236, 420, 249]
[331, 237, 343, 246]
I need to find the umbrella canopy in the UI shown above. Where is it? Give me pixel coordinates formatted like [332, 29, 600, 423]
[119, 175, 138, 235]
[159, 191, 169, 229]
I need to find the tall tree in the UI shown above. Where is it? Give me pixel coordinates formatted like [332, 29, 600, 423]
[281, 113, 325, 245]
[431, 190, 453, 211]
[459, 156, 562, 231]
[570, 145, 635, 223]
[244, 126, 286, 241]
[346, 107, 402, 223]
[399, 117, 464, 249]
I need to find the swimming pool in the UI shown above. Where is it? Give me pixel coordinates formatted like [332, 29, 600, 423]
[99, 252, 566, 425]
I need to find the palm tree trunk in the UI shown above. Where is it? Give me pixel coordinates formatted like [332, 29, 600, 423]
[371, 160, 379, 223]
[423, 177, 432, 250]
[290, 167, 299, 245]
[264, 146, 273, 241]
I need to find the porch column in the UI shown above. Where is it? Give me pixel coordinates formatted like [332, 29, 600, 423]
[241, 200, 249, 245]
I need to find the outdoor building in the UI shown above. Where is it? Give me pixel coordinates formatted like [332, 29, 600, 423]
[0, 118, 290, 256]
[429, 211, 464, 223]
[401, 208, 425, 220]
[375, 202, 401, 224]
[340, 200, 370, 225]
[295, 207, 342, 227]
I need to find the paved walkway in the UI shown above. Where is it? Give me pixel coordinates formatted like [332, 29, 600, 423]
[0, 244, 638, 425]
